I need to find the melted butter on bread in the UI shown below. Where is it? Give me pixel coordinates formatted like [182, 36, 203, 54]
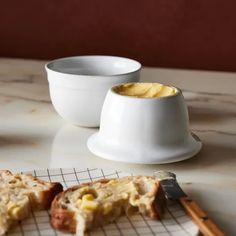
[53, 176, 165, 235]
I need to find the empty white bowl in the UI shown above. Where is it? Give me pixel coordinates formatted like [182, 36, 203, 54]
[87, 82, 202, 164]
[45, 56, 141, 127]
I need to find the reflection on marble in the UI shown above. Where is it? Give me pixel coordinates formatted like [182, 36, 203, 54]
[0, 58, 236, 234]
[50, 125, 96, 168]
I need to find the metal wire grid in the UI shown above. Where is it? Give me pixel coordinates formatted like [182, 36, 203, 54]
[6, 168, 199, 236]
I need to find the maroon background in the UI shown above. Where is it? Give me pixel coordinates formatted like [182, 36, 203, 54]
[1, 0, 236, 71]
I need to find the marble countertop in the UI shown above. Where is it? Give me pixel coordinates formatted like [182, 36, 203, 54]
[0, 58, 235, 234]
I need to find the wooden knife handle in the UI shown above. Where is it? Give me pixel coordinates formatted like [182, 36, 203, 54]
[179, 197, 225, 236]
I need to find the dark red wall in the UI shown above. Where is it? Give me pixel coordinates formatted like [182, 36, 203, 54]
[1, 0, 236, 71]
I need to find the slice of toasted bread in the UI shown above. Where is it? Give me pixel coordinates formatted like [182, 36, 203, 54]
[0, 170, 63, 236]
[51, 176, 165, 235]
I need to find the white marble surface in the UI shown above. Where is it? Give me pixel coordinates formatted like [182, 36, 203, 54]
[0, 58, 235, 234]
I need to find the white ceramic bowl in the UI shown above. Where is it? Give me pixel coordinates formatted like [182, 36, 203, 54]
[45, 56, 141, 127]
[87, 83, 202, 164]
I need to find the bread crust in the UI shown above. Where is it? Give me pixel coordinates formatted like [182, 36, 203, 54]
[38, 181, 64, 209]
[51, 191, 77, 233]
[51, 176, 165, 234]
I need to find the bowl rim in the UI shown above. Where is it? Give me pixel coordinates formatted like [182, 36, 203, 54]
[110, 82, 182, 100]
[45, 55, 142, 77]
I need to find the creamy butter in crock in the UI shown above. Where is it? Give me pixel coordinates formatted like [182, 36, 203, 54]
[114, 83, 178, 98]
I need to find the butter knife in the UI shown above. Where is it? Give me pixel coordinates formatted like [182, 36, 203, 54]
[154, 171, 225, 236]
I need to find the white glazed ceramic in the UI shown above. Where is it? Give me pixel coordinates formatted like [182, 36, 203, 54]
[87, 83, 202, 164]
[45, 56, 141, 127]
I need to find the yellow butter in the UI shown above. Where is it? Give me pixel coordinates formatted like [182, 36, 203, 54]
[81, 200, 98, 211]
[7, 202, 21, 219]
[7, 201, 16, 211]
[114, 83, 178, 98]
[10, 207, 21, 218]
[82, 194, 94, 201]
[102, 202, 112, 215]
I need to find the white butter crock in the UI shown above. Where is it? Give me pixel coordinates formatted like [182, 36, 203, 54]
[87, 83, 202, 164]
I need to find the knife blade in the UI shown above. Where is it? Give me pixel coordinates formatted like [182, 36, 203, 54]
[154, 171, 225, 236]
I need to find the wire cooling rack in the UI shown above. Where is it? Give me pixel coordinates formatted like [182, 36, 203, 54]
[6, 168, 199, 236]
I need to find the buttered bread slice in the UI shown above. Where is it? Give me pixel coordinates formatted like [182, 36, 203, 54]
[0, 170, 63, 236]
[51, 176, 165, 235]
